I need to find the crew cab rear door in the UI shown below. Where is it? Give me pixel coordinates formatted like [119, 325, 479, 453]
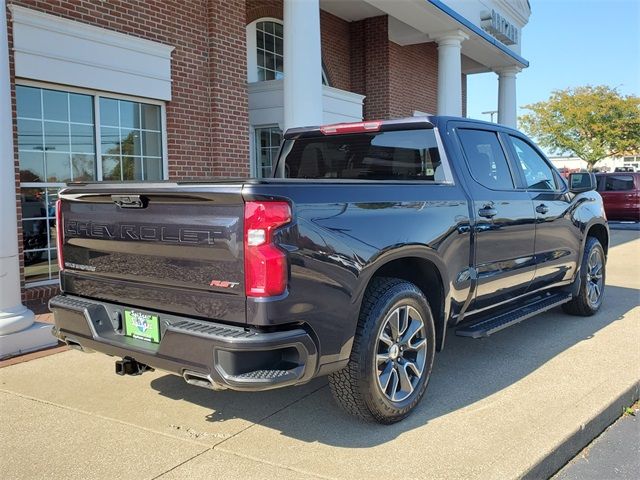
[450, 122, 536, 310]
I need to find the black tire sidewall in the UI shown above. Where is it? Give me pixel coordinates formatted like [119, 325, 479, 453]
[357, 282, 436, 421]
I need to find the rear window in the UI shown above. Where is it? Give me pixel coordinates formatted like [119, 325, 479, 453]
[598, 175, 635, 191]
[276, 129, 443, 181]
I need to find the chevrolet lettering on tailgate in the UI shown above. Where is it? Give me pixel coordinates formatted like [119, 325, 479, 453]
[65, 221, 218, 245]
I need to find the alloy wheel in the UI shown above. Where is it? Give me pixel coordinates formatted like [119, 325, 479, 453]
[375, 305, 427, 402]
[586, 248, 604, 307]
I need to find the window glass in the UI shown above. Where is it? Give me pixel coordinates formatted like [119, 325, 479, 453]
[509, 136, 557, 190]
[255, 126, 282, 178]
[256, 21, 284, 81]
[16, 85, 41, 118]
[602, 175, 635, 191]
[43, 90, 68, 121]
[16, 85, 165, 284]
[279, 129, 442, 181]
[253, 20, 328, 85]
[99, 98, 161, 181]
[458, 129, 513, 190]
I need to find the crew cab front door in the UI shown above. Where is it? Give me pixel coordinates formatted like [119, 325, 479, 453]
[454, 126, 537, 311]
[505, 135, 580, 290]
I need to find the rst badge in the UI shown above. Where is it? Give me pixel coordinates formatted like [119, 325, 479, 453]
[209, 280, 240, 289]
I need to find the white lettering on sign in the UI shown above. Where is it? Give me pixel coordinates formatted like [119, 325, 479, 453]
[480, 9, 519, 46]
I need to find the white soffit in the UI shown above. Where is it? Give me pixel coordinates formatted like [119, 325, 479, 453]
[9, 6, 174, 100]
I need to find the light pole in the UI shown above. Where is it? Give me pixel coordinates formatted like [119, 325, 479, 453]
[481, 110, 498, 123]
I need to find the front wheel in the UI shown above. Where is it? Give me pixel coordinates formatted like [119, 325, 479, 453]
[563, 236, 606, 316]
[329, 277, 436, 423]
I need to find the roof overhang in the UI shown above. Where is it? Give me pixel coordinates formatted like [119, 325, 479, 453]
[320, 0, 529, 73]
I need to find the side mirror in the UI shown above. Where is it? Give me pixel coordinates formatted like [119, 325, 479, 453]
[568, 172, 596, 193]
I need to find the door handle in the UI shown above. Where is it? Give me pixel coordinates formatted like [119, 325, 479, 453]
[478, 205, 497, 218]
[536, 204, 549, 214]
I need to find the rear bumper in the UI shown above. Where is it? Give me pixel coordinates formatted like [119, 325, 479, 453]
[49, 295, 318, 391]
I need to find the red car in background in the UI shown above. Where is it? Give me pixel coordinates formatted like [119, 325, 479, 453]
[596, 172, 640, 221]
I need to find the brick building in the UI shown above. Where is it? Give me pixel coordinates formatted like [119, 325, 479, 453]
[0, 0, 530, 355]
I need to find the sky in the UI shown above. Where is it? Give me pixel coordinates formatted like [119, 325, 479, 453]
[466, 0, 640, 123]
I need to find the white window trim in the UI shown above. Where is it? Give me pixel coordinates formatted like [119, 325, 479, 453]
[17, 80, 169, 286]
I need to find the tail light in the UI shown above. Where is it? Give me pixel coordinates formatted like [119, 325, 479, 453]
[320, 120, 382, 135]
[244, 201, 291, 297]
[55, 199, 64, 271]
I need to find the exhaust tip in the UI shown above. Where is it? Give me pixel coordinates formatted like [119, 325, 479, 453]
[183, 370, 226, 391]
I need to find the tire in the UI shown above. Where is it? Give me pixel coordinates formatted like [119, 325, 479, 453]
[329, 277, 436, 424]
[562, 236, 606, 316]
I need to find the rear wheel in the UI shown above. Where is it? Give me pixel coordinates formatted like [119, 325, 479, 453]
[329, 277, 436, 423]
[563, 236, 606, 316]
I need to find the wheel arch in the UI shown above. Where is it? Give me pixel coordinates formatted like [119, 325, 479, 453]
[356, 246, 450, 352]
[586, 222, 609, 256]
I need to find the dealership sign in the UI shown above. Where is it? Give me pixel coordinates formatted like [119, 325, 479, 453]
[480, 10, 519, 46]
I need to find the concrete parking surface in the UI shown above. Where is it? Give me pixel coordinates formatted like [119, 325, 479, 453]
[1, 230, 639, 480]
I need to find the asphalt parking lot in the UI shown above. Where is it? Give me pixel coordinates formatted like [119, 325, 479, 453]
[1, 229, 638, 480]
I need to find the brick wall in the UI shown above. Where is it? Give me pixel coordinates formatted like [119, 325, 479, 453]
[208, 0, 249, 177]
[246, 0, 280, 23]
[9, 0, 248, 180]
[356, 16, 391, 120]
[351, 15, 439, 120]
[320, 10, 350, 91]
[389, 42, 439, 118]
[7, 0, 248, 302]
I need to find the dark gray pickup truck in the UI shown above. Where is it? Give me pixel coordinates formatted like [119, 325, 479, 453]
[50, 116, 608, 423]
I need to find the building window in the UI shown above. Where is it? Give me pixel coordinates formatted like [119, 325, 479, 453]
[256, 21, 284, 81]
[16, 84, 165, 285]
[248, 18, 329, 85]
[100, 98, 163, 181]
[255, 126, 282, 178]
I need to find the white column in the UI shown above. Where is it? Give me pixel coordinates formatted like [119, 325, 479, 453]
[435, 30, 468, 117]
[283, 0, 323, 131]
[0, 0, 55, 356]
[497, 67, 520, 128]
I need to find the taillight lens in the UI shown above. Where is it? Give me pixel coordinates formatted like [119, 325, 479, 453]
[320, 120, 382, 135]
[244, 201, 291, 297]
[55, 199, 64, 271]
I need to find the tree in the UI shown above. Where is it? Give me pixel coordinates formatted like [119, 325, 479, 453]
[519, 86, 640, 170]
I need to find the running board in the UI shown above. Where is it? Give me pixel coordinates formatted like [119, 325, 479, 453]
[455, 292, 572, 339]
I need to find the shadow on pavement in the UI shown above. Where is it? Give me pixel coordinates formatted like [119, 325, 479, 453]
[150, 284, 638, 448]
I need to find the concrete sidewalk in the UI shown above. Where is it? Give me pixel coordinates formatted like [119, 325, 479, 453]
[1, 230, 638, 480]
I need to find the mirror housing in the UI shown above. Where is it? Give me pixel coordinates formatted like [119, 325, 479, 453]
[568, 172, 596, 193]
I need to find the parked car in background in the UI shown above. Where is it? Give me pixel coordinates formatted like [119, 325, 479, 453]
[596, 172, 640, 221]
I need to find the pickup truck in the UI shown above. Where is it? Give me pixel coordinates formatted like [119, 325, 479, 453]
[50, 116, 608, 424]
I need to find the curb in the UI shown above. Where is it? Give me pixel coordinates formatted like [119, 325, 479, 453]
[523, 380, 640, 480]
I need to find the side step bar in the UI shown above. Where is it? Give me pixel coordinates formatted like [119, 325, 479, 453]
[455, 292, 572, 339]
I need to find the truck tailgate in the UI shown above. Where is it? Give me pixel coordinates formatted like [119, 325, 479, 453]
[58, 183, 246, 323]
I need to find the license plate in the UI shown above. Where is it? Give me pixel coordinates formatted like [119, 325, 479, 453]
[124, 310, 161, 344]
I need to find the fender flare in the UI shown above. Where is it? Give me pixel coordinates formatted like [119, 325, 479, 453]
[352, 244, 452, 350]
